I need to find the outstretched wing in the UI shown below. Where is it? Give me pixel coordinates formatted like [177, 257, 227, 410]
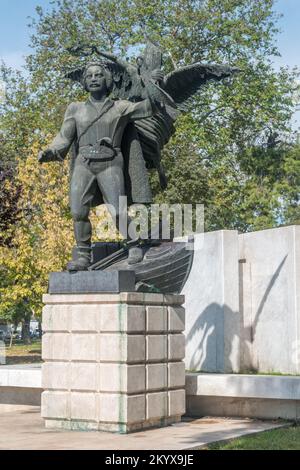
[135, 63, 237, 188]
[164, 63, 237, 111]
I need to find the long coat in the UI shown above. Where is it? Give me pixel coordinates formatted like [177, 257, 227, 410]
[49, 96, 153, 204]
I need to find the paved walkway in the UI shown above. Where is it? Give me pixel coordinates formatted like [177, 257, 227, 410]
[0, 405, 288, 450]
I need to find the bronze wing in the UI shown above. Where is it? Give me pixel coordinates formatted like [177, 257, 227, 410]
[163, 63, 237, 111]
[134, 63, 238, 188]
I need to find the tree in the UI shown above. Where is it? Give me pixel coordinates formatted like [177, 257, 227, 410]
[0, 165, 20, 247]
[0, 145, 72, 320]
[25, 0, 300, 230]
[0, 0, 299, 320]
[0, 136, 113, 320]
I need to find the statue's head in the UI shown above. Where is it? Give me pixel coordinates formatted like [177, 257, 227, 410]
[82, 62, 113, 94]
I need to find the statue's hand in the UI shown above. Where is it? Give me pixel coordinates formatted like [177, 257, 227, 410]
[151, 69, 164, 83]
[38, 149, 57, 164]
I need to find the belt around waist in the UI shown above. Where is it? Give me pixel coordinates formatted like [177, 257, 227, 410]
[80, 145, 121, 161]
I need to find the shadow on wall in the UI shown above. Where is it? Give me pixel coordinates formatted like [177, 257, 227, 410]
[241, 254, 287, 372]
[252, 254, 287, 341]
[186, 254, 288, 373]
[186, 303, 240, 373]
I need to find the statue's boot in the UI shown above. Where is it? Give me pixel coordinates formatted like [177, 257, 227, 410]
[67, 246, 91, 272]
[128, 246, 144, 265]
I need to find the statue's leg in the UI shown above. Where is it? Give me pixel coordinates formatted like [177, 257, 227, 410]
[96, 155, 143, 264]
[96, 155, 127, 237]
[68, 161, 96, 271]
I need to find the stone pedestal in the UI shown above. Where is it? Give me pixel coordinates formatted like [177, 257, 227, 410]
[41, 292, 185, 433]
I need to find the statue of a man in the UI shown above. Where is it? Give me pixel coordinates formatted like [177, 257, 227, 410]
[38, 44, 236, 273]
[39, 62, 162, 271]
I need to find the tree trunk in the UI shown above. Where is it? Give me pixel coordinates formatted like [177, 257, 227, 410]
[9, 329, 13, 348]
[22, 318, 31, 345]
[38, 321, 42, 339]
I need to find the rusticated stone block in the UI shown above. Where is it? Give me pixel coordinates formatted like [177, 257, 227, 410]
[168, 306, 185, 332]
[41, 391, 70, 420]
[71, 363, 98, 391]
[71, 305, 98, 332]
[146, 391, 168, 420]
[146, 364, 167, 391]
[99, 364, 145, 393]
[70, 392, 97, 421]
[168, 389, 185, 417]
[42, 305, 70, 332]
[146, 335, 168, 362]
[42, 362, 69, 390]
[42, 333, 71, 361]
[168, 362, 185, 389]
[98, 334, 145, 363]
[146, 306, 167, 332]
[168, 334, 185, 361]
[98, 394, 146, 424]
[71, 333, 97, 362]
[99, 304, 145, 333]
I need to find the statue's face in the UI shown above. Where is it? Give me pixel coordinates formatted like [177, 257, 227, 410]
[84, 65, 107, 93]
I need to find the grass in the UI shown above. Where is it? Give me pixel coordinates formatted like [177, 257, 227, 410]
[238, 370, 300, 377]
[204, 426, 300, 450]
[1, 340, 42, 365]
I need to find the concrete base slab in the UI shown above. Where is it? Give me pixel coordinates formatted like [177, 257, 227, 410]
[45, 416, 181, 433]
[0, 405, 288, 450]
[0, 364, 42, 406]
[186, 373, 300, 420]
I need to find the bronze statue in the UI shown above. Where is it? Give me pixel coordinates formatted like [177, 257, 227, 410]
[39, 43, 237, 273]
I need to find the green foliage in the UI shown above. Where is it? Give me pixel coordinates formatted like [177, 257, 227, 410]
[0, 0, 299, 322]
[22, 0, 300, 231]
[0, 166, 21, 246]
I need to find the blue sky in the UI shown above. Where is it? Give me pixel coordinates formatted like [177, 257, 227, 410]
[0, 0, 299, 70]
[273, 0, 300, 69]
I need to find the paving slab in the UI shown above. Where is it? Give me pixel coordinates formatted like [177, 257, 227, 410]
[0, 405, 288, 450]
